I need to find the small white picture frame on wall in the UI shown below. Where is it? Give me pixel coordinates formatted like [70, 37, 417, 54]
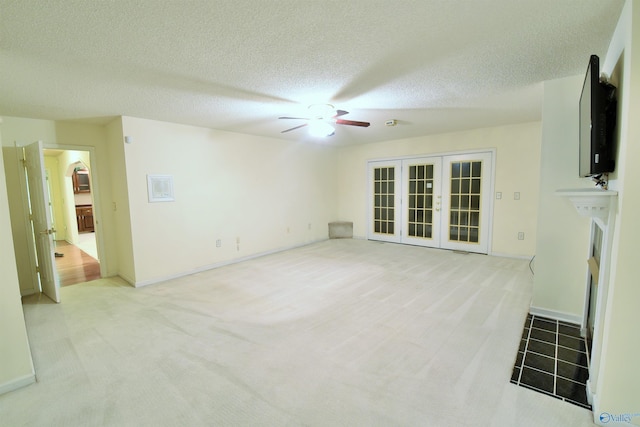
[147, 174, 175, 202]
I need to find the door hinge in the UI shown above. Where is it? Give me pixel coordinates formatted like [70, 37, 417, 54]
[35, 265, 40, 273]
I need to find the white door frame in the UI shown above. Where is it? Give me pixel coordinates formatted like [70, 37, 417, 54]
[367, 149, 496, 254]
[43, 143, 107, 278]
[14, 143, 107, 299]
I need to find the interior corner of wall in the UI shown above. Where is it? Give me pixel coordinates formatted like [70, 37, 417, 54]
[116, 273, 136, 288]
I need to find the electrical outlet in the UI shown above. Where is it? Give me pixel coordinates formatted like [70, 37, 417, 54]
[496, 192, 502, 200]
[308, 223, 312, 230]
[518, 232, 525, 240]
[216, 239, 221, 247]
[514, 192, 520, 200]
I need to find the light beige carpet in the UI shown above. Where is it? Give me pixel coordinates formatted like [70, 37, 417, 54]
[3, 239, 595, 426]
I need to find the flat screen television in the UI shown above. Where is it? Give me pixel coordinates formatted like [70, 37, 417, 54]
[579, 54, 617, 177]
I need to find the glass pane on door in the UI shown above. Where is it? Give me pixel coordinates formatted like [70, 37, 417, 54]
[448, 160, 482, 243]
[373, 166, 396, 235]
[407, 164, 434, 238]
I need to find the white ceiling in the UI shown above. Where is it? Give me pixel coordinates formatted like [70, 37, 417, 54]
[0, 0, 625, 146]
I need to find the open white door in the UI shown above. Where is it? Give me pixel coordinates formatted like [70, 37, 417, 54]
[24, 141, 60, 303]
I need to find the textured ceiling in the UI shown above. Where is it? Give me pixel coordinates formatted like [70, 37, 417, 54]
[0, 0, 625, 146]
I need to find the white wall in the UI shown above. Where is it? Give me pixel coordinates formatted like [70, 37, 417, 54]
[106, 118, 136, 284]
[336, 122, 541, 257]
[0, 140, 35, 395]
[594, 0, 640, 422]
[531, 75, 594, 323]
[120, 116, 338, 285]
[531, 1, 640, 422]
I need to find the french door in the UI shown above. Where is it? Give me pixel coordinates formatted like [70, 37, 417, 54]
[368, 152, 493, 254]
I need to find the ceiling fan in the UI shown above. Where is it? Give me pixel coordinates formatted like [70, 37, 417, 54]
[279, 104, 370, 137]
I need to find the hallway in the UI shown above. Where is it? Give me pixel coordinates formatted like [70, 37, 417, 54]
[54, 237, 100, 286]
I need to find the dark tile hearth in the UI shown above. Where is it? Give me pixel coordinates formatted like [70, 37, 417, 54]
[511, 314, 592, 410]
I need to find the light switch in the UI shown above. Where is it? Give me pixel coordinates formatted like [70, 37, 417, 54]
[514, 192, 520, 200]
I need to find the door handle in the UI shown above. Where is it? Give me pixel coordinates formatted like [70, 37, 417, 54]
[40, 228, 56, 235]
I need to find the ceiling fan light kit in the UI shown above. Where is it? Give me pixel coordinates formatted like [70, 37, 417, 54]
[308, 103, 335, 118]
[308, 120, 335, 137]
[279, 104, 370, 137]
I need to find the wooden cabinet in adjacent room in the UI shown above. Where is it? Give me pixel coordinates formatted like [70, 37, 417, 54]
[72, 168, 91, 193]
[76, 205, 94, 233]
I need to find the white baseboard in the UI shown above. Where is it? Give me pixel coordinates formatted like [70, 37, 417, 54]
[0, 372, 35, 396]
[133, 239, 328, 288]
[529, 306, 583, 325]
[20, 288, 37, 297]
[128, 239, 535, 288]
[117, 272, 136, 287]
[586, 379, 595, 406]
[587, 381, 605, 426]
[489, 251, 535, 261]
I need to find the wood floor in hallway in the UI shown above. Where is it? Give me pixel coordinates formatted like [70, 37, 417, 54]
[54, 240, 100, 286]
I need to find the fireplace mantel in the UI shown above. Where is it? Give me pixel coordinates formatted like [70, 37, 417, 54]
[555, 188, 618, 224]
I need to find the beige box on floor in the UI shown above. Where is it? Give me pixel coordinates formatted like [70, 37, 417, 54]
[328, 221, 353, 239]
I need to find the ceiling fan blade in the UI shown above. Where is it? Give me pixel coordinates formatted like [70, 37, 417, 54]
[281, 123, 309, 133]
[279, 116, 310, 120]
[335, 119, 370, 127]
[333, 110, 349, 118]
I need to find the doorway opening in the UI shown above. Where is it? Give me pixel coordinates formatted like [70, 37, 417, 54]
[44, 149, 101, 286]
